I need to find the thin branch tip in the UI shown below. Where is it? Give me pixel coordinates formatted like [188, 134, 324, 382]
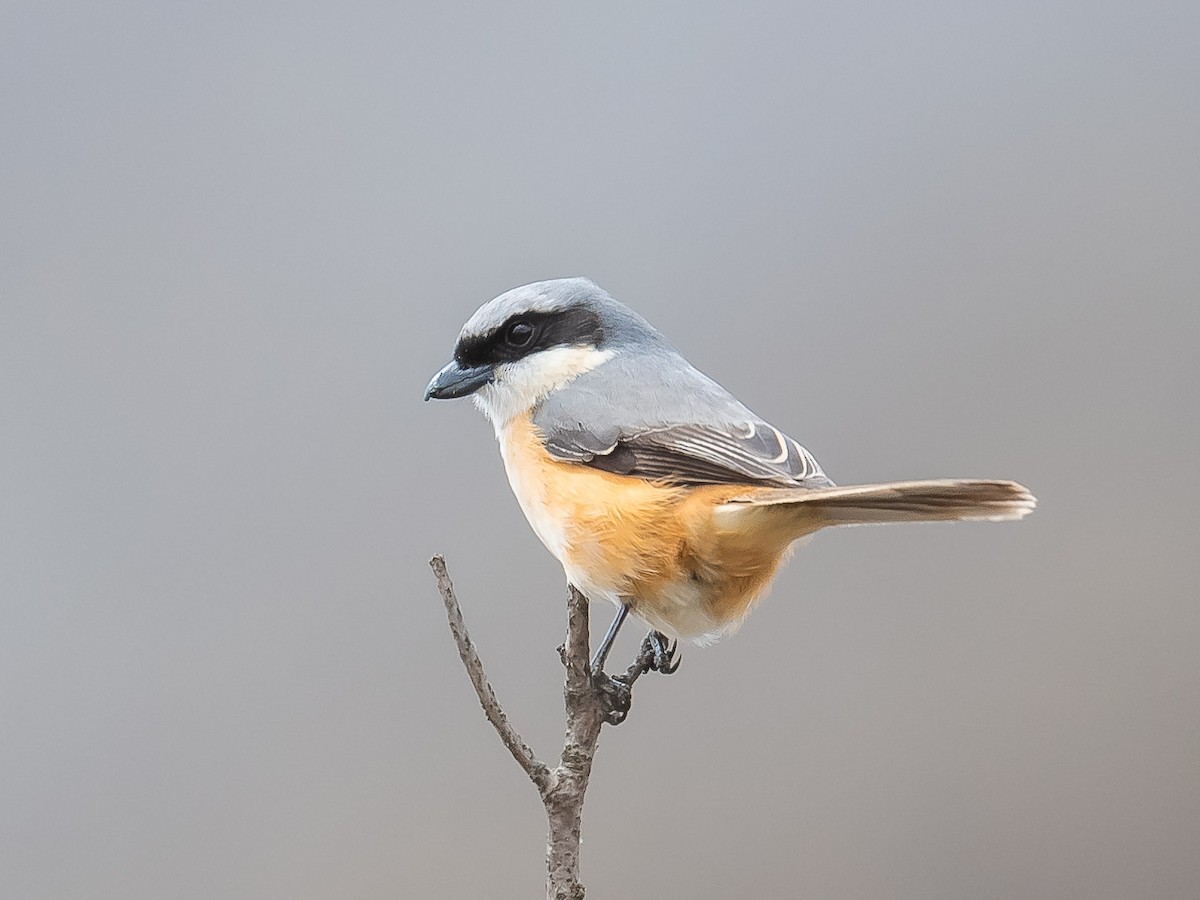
[429, 554, 550, 791]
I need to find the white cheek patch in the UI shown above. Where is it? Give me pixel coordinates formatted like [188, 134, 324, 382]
[474, 345, 615, 431]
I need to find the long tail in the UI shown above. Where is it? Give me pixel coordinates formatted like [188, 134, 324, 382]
[727, 479, 1036, 528]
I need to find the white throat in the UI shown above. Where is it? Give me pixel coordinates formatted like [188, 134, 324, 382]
[473, 345, 615, 432]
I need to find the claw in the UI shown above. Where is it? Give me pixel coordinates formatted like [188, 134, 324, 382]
[648, 631, 682, 674]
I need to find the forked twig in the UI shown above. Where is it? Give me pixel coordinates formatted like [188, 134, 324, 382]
[431, 555, 658, 899]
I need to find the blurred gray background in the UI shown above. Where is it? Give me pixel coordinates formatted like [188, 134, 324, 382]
[2, 3, 1198, 898]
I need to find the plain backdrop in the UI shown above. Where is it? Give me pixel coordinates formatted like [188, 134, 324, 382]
[3, 3, 1198, 898]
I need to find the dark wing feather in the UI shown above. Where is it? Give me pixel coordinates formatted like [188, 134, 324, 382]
[559, 420, 833, 488]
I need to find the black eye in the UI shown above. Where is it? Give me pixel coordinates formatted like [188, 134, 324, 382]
[504, 320, 535, 348]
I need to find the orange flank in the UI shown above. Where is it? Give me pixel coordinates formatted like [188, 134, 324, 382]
[498, 413, 818, 641]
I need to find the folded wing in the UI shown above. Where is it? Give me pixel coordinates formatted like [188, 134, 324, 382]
[533, 347, 833, 487]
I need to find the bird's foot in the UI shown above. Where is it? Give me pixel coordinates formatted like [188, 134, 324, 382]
[648, 631, 682, 674]
[592, 670, 633, 726]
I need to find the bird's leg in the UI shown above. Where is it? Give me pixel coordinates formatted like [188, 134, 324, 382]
[590, 604, 635, 725]
[590, 603, 629, 674]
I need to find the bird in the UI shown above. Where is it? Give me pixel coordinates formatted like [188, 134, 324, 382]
[425, 277, 1035, 677]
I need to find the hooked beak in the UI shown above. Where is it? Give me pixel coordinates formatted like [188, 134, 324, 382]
[424, 359, 495, 400]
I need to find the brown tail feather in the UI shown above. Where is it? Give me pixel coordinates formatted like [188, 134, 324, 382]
[735, 479, 1036, 526]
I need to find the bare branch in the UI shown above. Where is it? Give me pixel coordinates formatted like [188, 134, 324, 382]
[544, 584, 603, 900]
[429, 555, 551, 793]
[431, 559, 662, 899]
[561, 586, 593, 704]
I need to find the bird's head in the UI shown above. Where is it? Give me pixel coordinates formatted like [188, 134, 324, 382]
[424, 278, 662, 427]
